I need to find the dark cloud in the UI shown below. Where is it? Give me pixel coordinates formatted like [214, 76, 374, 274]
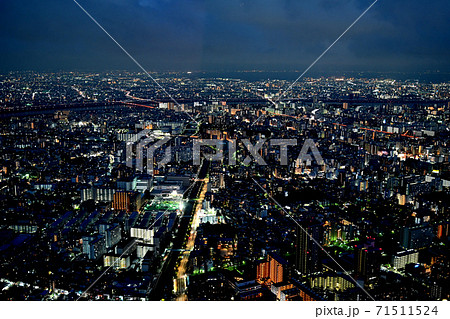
[0, 0, 449, 74]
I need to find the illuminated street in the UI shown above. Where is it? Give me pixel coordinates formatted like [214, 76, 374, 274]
[175, 177, 208, 300]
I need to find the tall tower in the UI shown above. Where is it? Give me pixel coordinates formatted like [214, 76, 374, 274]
[354, 238, 382, 279]
[296, 222, 322, 275]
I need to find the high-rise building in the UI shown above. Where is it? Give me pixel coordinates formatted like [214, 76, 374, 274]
[95, 187, 116, 202]
[219, 173, 225, 189]
[103, 254, 131, 269]
[437, 222, 450, 240]
[105, 224, 122, 248]
[296, 222, 322, 274]
[400, 225, 434, 249]
[354, 244, 382, 279]
[82, 235, 106, 260]
[113, 191, 132, 212]
[80, 186, 94, 202]
[135, 175, 153, 193]
[256, 252, 287, 287]
[310, 273, 355, 292]
[392, 250, 419, 269]
[431, 282, 443, 300]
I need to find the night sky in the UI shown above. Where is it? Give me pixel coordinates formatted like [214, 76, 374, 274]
[1, 0, 449, 75]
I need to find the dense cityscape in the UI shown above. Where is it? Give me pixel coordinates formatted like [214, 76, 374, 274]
[1, 2, 450, 314]
[1, 71, 449, 302]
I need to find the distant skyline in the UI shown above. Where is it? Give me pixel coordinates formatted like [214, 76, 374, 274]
[1, 0, 450, 76]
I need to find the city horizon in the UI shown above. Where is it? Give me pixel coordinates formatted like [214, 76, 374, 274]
[1, 1, 450, 317]
[1, 1, 450, 74]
